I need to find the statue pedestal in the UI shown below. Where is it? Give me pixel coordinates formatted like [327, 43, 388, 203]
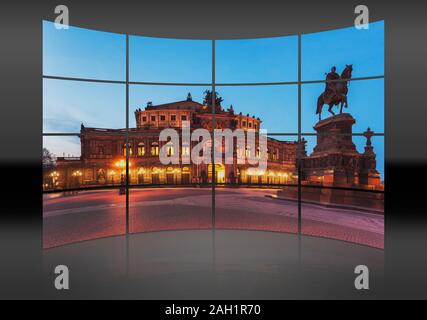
[312, 113, 357, 156]
[278, 114, 383, 211]
[305, 113, 359, 187]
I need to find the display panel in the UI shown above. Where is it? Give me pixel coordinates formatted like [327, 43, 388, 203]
[214, 134, 299, 234]
[43, 20, 126, 80]
[301, 20, 384, 81]
[128, 85, 214, 233]
[301, 79, 384, 134]
[42, 20, 385, 249]
[216, 36, 298, 83]
[129, 36, 212, 83]
[43, 79, 126, 133]
[217, 85, 298, 133]
[299, 134, 384, 248]
[43, 136, 126, 248]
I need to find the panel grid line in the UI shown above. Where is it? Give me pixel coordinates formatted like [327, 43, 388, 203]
[42, 32, 385, 253]
[212, 40, 216, 230]
[42, 74, 384, 86]
[125, 34, 130, 236]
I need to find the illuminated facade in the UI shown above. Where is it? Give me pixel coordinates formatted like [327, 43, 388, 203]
[44, 93, 300, 189]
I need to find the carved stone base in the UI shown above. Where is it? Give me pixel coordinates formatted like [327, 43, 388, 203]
[278, 114, 383, 211]
[303, 113, 381, 188]
[312, 113, 357, 156]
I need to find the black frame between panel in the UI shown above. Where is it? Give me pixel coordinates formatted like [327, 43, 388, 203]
[42, 27, 385, 246]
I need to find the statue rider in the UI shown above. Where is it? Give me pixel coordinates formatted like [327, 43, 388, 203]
[325, 66, 340, 99]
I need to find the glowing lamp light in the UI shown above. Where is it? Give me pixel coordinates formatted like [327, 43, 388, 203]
[72, 170, 82, 177]
[50, 171, 59, 178]
[152, 167, 161, 174]
[247, 168, 265, 176]
[115, 159, 126, 168]
[115, 159, 131, 169]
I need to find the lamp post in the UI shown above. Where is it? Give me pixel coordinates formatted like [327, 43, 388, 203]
[72, 170, 82, 188]
[109, 170, 116, 186]
[71, 170, 82, 195]
[115, 159, 127, 195]
[49, 171, 59, 190]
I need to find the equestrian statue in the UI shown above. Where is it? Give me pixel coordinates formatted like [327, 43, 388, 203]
[316, 64, 353, 120]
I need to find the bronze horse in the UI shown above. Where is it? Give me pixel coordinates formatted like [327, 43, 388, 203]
[316, 65, 353, 120]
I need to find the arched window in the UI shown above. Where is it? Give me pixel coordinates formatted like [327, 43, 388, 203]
[150, 142, 159, 156]
[245, 146, 251, 158]
[137, 142, 145, 156]
[182, 143, 190, 156]
[122, 143, 133, 156]
[166, 142, 174, 156]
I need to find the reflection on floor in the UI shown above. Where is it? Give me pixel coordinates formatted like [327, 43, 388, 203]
[42, 230, 384, 299]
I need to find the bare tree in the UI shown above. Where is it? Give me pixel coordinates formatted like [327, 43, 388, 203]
[42, 148, 56, 169]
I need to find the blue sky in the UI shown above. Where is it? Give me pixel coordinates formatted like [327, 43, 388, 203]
[301, 79, 384, 133]
[129, 85, 298, 131]
[43, 20, 384, 178]
[302, 22, 384, 80]
[130, 85, 209, 128]
[43, 79, 125, 133]
[43, 21, 126, 80]
[129, 36, 211, 83]
[216, 36, 298, 83]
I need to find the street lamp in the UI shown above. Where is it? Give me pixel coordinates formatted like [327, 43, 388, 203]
[115, 159, 129, 195]
[109, 169, 116, 186]
[49, 171, 59, 189]
[72, 170, 82, 189]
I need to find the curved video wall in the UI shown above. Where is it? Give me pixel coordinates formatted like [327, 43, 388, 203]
[42, 20, 384, 249]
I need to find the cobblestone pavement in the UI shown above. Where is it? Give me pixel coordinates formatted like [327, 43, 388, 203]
[43, 187, 384, 249]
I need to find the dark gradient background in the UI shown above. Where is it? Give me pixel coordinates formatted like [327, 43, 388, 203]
[1, 0, 426, 300]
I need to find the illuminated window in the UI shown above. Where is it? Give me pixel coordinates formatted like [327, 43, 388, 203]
[182, 144, 190, 156]
[137, 142, 145, 156]
[42, 21, 385, 250]
[150, 142, 159, 156]
[166, 143, 174, 156]
[122, 143, 133, 156]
